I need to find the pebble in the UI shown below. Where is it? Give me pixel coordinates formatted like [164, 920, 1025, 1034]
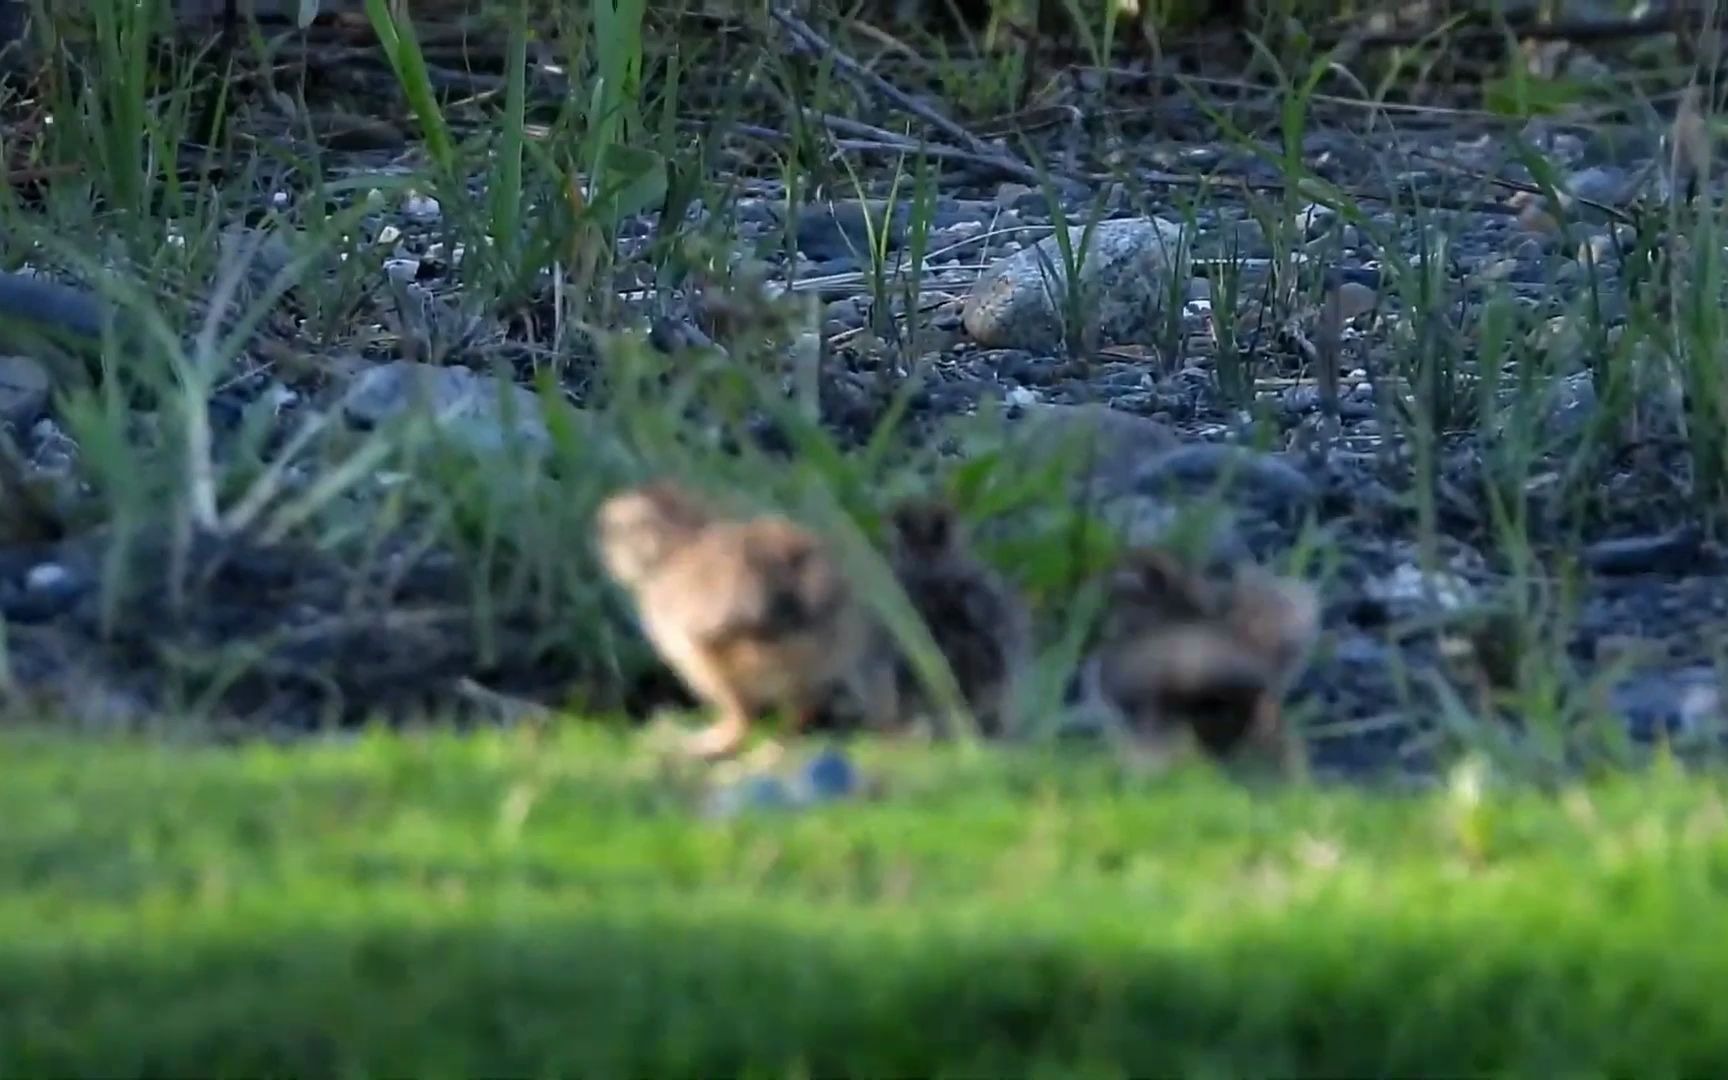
[404, 193, 442, 222]
[1296, 202, 1338, 237]
[1332, 280, 1378, 321]
[702, 747, 868, 818]
[1566, 164, 1635, 206]
[343, 360, 553, 455]
[5, 559, 86, 622]
[1503, 366, 1683, 445]
[0, 354, 49, 426]
[29, 418, 75, 476]
[1365, 563, 1477, 619]
[0, 271, 112, 352]
[961, 217, 1193, 352]
[25, 561, 70, 592]
[797, 748, 861, 800]
[704, 776, 797, 817]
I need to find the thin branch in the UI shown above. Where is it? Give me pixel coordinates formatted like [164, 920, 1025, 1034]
[768, 6, 1045, 185]
[730, 121, 1048, 182]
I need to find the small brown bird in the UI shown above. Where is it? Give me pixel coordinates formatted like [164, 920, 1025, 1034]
[596, 480, 897, 760]
[1090, 546, 1319, 768]
[884, 496, 1032, 736]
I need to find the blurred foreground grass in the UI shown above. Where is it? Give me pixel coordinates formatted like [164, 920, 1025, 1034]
[2, 724, 1727, 1074]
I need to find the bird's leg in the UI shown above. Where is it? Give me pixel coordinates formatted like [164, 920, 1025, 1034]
[1245, 694, 1305, 779]
[684, 698, 751, 761]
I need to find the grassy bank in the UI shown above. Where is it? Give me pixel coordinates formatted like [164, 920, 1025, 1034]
[1, 725, 1726, 1074]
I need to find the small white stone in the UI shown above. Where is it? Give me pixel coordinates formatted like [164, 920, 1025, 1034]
[1005, 386, 1040, 408]
[271, 191, 290, 209]
[384, 259, 419, 284]
[404, 193, 442, 222]
[25, 563, 69, 592]
[376, 224, 402, 246]
[1333, 280, 1378, 320]
[1372, 563, 1474, 612]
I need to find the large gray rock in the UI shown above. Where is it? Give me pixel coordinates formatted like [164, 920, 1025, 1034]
[1008, 402, 1178, 498]
[961, 217, 1192, 353]
[0, 354, 49, 427]
[344, 360, 550, 456]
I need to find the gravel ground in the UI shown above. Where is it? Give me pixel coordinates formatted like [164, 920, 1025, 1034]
[0, 8, 1721, 777]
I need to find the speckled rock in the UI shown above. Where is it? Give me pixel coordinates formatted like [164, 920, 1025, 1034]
[343, 360, 551, 455]
[961, 217, 1193, 352]
[0, 353, 49, 426]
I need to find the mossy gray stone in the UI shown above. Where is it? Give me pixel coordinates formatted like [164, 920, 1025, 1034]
[961, 217, 1192, 352]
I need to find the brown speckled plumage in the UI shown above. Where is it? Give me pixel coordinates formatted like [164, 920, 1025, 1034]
[885, 497, 1031, 736]
[596, 481, 897, 760]
[1091, 546, 1319, 765]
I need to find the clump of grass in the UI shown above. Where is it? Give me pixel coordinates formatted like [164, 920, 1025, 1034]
[1166, 12, 1728, 776]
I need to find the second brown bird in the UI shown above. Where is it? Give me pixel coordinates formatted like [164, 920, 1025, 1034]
[883, 496, 1032, 737]
[1089, 546, 1319, 767]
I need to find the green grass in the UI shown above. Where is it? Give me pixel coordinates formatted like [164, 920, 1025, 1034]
[5, 0, 1721, 761]
[7, 3, 1728, 1071]
[3, 724, 1728, 1074]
